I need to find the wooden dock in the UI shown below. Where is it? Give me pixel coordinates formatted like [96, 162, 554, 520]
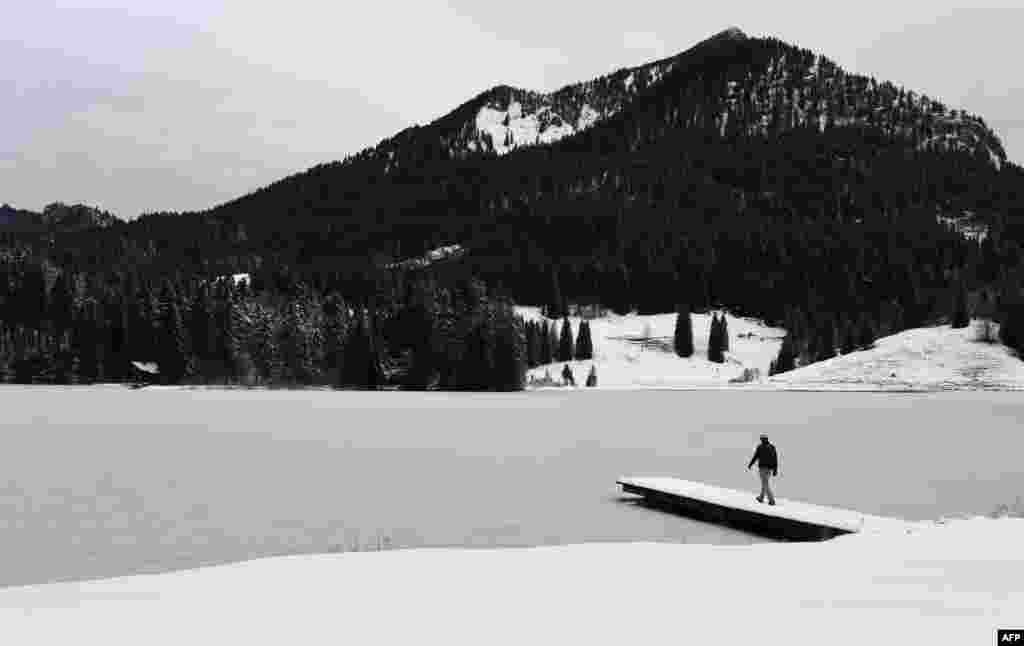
[617, 477, 912, 541]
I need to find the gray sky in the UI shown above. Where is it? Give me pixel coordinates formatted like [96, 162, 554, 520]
[2, 1, 1021, 219]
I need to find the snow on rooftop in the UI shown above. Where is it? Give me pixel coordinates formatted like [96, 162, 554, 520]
[1, 517, 1021, 645]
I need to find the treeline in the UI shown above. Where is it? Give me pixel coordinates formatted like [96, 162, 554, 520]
[0, 259, 527, 390]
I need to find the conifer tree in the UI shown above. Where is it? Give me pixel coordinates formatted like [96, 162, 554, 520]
[524, 320, 537, 368]
[575, 320, 593, 360]
[538, 320, 551, 365]
[188, 288, 215, 368]
[840, 317, 857, 354]
[342, 312, 373, 388]
[492, 310, 526, 391]
[674, 305, 694, 358]
[951, 286, 970, 328]
[773, 334, 797, 374]
[156, 282, 189, 383]
[720, 313, 730, 353]
[548, 322, 558, 364]
[857, 314, 876, 350]
[546, 266, 566, 320]
[71, 306, 100, 383]
[816, 319, 837, 362]
[708, 313, 724, 363]
[48, 273, 75, 336]
[558, 317, 574, 362]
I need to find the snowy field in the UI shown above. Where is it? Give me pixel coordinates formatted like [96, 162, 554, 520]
[520, 308, 1024, 391]
[1, 387, 1023, 588]
[0, 517, 1020, 645]
[769, 319, 1024, 390]
[519, 307, 786, 388]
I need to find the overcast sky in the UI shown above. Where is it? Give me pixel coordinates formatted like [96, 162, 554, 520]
[3, 1, 1022, 219]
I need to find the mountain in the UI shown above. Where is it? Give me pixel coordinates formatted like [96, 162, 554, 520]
[2, 27, 1024, 388]
[203, 27, 1009, 239]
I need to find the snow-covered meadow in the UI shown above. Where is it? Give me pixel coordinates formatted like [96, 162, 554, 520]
[769, 319, 1024, 390]
[520, 308, 1024, 391]
[0, 516, 1020, 646]
[519, 307, 786, 388]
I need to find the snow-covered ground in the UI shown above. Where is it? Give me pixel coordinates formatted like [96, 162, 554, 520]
[520, 309, 1024, 391]
[1, 516, 1020, 645]
[769, 319, 1024, 391]
[518, 307, 785, 389]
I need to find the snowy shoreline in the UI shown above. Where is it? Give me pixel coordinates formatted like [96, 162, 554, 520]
[0, 517, 1020, 645]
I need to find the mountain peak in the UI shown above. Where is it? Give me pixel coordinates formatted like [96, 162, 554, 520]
[710, 26, 747, 41]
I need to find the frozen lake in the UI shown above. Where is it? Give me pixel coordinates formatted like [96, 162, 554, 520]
[0, 387, 1021, 587]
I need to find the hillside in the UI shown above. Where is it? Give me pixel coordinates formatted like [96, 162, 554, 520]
[518, 308, 785, 388]
[520, 309, 1024, 391]
[768, 319, 1024, 390]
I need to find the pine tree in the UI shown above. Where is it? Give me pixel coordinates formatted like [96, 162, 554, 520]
[547, 322, 559, 364]
[575, 320, 593, 360]
[71, 306, 100, 383]
[708, 313, 724, 363]
[816, 319, 837, 362]
[720, 313, 730, 353]
[279, 300, 317, 384]
[585, 364, 597, 387]
[525, 321, 537, 368]
[492, 309, 526, 391]
[538, 320, 551, 365]
[674, 305, 694, 358]
[342, 312, 372, 388]
[546, 266, 566, 319]
[188, 288, 216, 374]
[608, 264, 631, 315]
[320, 293, 349, 386]
[773, 334, 797, 374]
[48, 272, 75, 336]
[557, 317, 574, 362]
[951, 286, 970, 328]
[458, 322, 492, 390]
[839, 317, 857, 354]
[857, 314, 876, 350]
[156, 281, 189, 383]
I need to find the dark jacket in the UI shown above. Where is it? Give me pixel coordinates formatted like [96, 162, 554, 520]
[748, 442, 778, 474]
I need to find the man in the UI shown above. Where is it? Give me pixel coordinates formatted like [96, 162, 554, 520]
[747, 434, 778, 505]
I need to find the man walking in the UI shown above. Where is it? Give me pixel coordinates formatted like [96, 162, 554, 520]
[747, 434, 778, 505]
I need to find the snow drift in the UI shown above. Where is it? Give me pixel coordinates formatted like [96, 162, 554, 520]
[0, 517, 1020, 646]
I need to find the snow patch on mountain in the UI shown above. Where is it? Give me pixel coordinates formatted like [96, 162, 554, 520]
[475, 102, 578, 155]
